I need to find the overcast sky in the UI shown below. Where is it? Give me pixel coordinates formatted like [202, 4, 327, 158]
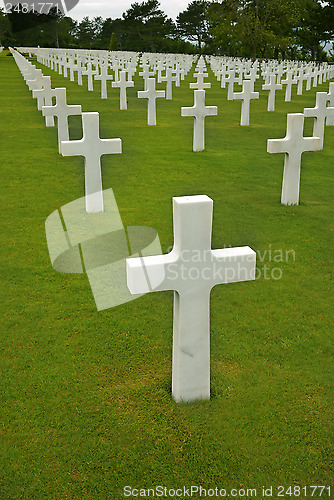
[67, 0, 191, 22]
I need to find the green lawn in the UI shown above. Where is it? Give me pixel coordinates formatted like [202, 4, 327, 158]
[1, 50, 333, 499]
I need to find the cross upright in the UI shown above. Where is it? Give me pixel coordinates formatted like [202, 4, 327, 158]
[326, 82, 334, 126]
[233, 79, 259, 126]
[262, 74, 282, 111]
[181, 90, 218, 152]
[138, 78, 165, 126]
[42, 88, 82, 151]
[160, 67, 178, 100]
[27, 69, 44, 91]
[281, 70, 297, 102]
[227, 69, 237, 100]
[32, 75, 54, 110]
[139, 64, 155, 90]
[296, 69, 307, 95]
[220, 69, 230, 89]
[82, 62, 98, 91]
[190, 72, 211, 91]
[94, 63, 113, 99]
[304, 92, 334, 149]
[60, 112, 122, 213]
[76, 58, 85, 86]
[33, 76, 56, 127]
[267, 113, 321, 205]
[112, 70, 134, 110]
[126, 195, 256, 402]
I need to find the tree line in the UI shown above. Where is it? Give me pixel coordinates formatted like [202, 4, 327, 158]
[0, 0, 333, 61]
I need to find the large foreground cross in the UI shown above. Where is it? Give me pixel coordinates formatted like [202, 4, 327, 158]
[127, 195, 256, 402]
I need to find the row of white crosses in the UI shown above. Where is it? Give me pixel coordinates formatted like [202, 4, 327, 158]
[208, 55, 334, 121]
[267, 83, 334, 205]
[11, 48, 257, 403]
[11, 48, 122, 214]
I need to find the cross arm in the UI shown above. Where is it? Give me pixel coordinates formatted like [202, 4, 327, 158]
[60, 139, 86, 157]
[127, 253, 171, 294]
[267, 138, 288, 154]
[211, 246, 256, 285]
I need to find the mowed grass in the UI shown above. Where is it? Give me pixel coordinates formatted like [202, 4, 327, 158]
[0, 50, 333, 499]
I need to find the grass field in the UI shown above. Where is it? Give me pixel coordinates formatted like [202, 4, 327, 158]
[1, 49, 333, 499]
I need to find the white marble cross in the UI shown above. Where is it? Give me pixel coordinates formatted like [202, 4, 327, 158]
[126, 195, 256, 402]
[60, 112, 122, 213]
[190, 72, 211, 91]
[281, 71, 297, 102]
[304, 92, 334, 149]
[112, 70, 134, 110]
[33, 76, 56, 127]
[296, 69, 306, 95]
[233, 80, 259, 126]
[42, 88, 82, 150]
[27, 68, 44, 91]
[262, 74, 282, 111]
[138, 78, 165, 126]
[94, 64, 113, 99]
[76, 59, 85, 86]
[160, 67, 178, 100]
[82, 62, 98, 91]
[181, 90, 218, 152]
[227, 69, 237, 100]
[139, 64, 155, 89]
[326, 82, 334, 126]
[267, 113, 321, 205]
[32, 75, 53, 110]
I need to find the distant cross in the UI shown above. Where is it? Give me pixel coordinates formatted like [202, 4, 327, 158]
[60, 112, 122, 213]
[267, 113, 321, 205]
[42, 88, 82, 151]
[304, 92, 334, 149]
[32, 76, 56, 127]
[262, 74, 282, 111]
[326, 82, 334, 126]
[126, 195, 256, 403]
[281, 71, 297, 102]
[138, 78, 165, 126]
[94, 64, 113, 99]
[27, 68, 44, 91]
[227, 69, 238, 100]
[190, 72, 211, 91]
[181, 90, 218, 152]
[139, 64, 155, 90]
[160, 67, 178, 100]
[296, 69, 307, 95]
[32, 75, 53, 110]
[220, 69, 230, 89]
[76, 59, 85, 86]
[233, 80, 259, 126]
[67, 57, 76, 81]
[112, 70, 134, 110]
[82, 62, 98, 91]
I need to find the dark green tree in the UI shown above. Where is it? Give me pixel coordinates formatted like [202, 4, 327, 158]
[109, 32, 118, 51]
[121, 0, 176, 52]
[176, 0, 211, 54]
[295, 0, 334, 60]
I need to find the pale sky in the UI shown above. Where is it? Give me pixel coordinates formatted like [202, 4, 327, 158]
[67, 0, 191, 21]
